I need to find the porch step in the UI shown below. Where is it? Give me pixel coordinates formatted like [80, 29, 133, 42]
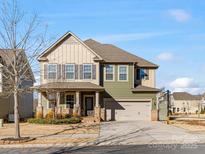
[82, 116, 99, 123]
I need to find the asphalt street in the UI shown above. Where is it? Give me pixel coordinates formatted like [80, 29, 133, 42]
[0, 144, 205, 154]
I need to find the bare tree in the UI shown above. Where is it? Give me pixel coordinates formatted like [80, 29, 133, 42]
[0, 0, 47, 139]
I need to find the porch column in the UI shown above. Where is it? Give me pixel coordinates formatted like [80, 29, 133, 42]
[56, 92, 60, 107]
[38, 92, 42, 107]
[94, 91, 100, 121]
[74, 91, 81, 116]
[95, 91, 99, 107]
[76, 91, 80, 107]
[36, 91, 43, 118]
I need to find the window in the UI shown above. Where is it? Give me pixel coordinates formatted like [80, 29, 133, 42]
[118, 65, 128, 81]
[48, 64, 57, 79]
[65, 64, 75, 79]
[65, 94, 75, 108]
[83, 64, 92, 79]
[177, 108, 180, 112]
[105, 65, 114, 81]
[137, 68, 149, 80]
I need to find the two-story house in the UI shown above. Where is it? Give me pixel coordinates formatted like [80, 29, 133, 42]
[171, 92, 202, 114]
[0, 50, 34, 120]
[35, 32, 159, 121]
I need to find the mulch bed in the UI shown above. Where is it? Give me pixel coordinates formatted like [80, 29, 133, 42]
[0, 137, 35, 144]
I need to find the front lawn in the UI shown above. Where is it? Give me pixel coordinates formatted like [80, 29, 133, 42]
[171, 120, 205, 132]
[0, 122, 100, 144]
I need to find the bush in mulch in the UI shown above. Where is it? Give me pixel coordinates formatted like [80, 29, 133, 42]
[27, 117, 81, 125]
[0, 137, 35, 144]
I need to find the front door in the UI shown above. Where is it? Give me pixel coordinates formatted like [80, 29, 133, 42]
[85, 96, 94, 116]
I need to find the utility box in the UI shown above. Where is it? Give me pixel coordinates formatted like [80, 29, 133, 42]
[0, 119, 3, 128]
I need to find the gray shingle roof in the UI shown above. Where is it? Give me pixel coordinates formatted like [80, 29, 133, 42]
[0, 49, 15, 65]
[84, 39, 158, 68]
[132, 85, 160, 92]
[172, 92, 202, 100]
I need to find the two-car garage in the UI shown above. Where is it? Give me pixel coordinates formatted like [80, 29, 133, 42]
[105, 99, 152, 121]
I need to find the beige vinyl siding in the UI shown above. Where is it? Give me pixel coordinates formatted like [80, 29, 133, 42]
[41, 35, 99, 85]
[141, 69, 156, 88]
[171, 99, 200, 114]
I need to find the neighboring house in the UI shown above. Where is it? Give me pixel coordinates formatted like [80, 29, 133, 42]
[35, 32, 160, 121]
[0, 50, 34, 120]
[171, 92, 202, 114]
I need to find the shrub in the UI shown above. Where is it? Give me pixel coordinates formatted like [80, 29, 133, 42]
[45, 111, 54, 119]
[36, 112, 43, 119]
[56, 113, 62, 119]
[62, 113, 71, 119]
[27, 117, 81, 125]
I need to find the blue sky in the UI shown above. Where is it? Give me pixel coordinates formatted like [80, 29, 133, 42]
[19, 0, 205, 94]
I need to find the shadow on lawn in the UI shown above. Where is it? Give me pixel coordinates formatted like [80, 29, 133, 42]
[37, 123, 100, 139]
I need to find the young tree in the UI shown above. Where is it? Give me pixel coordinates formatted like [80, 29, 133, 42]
[0, 0, 47, 139]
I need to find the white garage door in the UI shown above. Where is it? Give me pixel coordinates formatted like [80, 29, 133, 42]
[115, 102, 151, 121]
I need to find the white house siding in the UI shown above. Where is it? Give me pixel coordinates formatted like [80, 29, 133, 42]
[41, 35, 100, 85]
[171, 99, 201, 114]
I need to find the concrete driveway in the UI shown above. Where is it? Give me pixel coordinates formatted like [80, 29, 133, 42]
[94, 121, 205, 145]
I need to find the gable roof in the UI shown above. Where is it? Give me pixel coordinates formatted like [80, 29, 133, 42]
[84, 39, 158, 68]
[0, 49, 15, 65]
[172, 92, 202, 100]
[0, 49, 35, 81]
[38, 31, 102, 61]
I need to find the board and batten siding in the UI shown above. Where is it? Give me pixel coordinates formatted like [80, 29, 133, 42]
[40, 35, 100, 85]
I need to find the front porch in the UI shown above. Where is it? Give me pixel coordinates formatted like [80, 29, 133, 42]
[35, 82, 104, 121]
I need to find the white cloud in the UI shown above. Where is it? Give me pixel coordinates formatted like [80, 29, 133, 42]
[169, 77, 203, 94]
[156, 52, 174, 61]
[92, 32, 172, 43]
[168, 9, 191, 22]
[170, 77, 198, 88]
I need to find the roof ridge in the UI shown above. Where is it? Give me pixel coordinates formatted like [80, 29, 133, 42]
[102, 44, 158, 67]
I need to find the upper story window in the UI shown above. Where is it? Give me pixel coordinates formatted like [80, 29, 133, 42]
[118, 65, 128, 81]
[83, 64, 92, 79]
[48, 64, 57, 79]
[65, 64, 75, 79]
[137, 68, 149, 80]
[105, 65, 114, 81]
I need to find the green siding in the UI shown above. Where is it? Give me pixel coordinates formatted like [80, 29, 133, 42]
[103, 64, 157, 109]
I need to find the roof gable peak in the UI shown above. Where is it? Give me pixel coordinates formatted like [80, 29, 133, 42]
[38, 32, 102, 61]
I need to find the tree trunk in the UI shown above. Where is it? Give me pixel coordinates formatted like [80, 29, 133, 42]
[14, 90, 20, 139]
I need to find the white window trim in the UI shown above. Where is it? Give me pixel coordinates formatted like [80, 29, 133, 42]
[64, 92, 75, 108]
[47, 64, 57, 80]
[104, 64, 115, 81]
[65, 64, 75, 80]
[118, 65, 128, 81]
[83, 64, 92, 80]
